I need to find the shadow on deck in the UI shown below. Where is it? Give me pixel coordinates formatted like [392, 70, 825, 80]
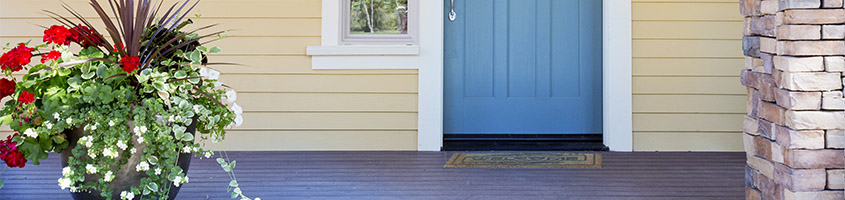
[0, 151, 745, 200]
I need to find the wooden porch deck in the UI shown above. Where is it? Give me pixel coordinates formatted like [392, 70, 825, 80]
[0, 152, 745, 200]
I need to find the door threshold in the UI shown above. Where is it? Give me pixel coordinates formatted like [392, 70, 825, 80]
[442, 134, 609, 151]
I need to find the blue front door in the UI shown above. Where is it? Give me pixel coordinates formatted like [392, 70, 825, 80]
[444, 0, 602, 134]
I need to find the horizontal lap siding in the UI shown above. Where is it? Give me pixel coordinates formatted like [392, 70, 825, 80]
[0, 0, 419, 150]
[632, 0, 743, 151]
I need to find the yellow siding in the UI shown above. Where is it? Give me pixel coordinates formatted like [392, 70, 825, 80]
[632, 0, 744, 151]
[0, 0, 419, 150]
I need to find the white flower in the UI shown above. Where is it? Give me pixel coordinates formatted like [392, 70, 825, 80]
[203, 151, 213, 158]
[173, 176, 185, 187]
[108, 120, 115, 126]
[208, 69, 220, 80]
[23, 128, 37, 137]
[139, 126, 147, 133]
[44, 121, 53, 129]
[85, 164, 97, 174]
[154, 168, 162, 175]
[213, 81, 223, 87]
[66, 118, 72, 124]
[233, 114, 244, 127]
[225, 90, 237, 104]
[168, 115, 175, 122]
[137, 136, 144, 144]
[88, 149, 97, 158]
[58, 178, 72, 190]
[130, 148, 137, 154]
[199, 67, 209, 77]
[182, 146, 193, 153]
[231, 103, 243, 115]
[80, 136, 94, 148]
[120, 191, 135, 200]
[62, 167, 73, 176]
[53, 112, 60, 120]
[103, 171, 114, 182]
[136, 161, 150, 172]
[193, 105, 201, 113]
[117, 140, 128, 150]
[103, 148, 118, 158]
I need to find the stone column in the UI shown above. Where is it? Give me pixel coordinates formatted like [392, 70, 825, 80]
[741, 0, 845, 199]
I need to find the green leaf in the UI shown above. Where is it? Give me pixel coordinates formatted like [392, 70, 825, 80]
[174, 70, 187, 79]
[67, 76, 82, 89]
[147, 182, 159, 192]
[229, 180, 238, 187]
[0, 178, 4, 189]
[57, 68, 72, 76]
[209, 47, 222, 54]
[196, 46, 208, 53]
[0, 115, 13, 126]
[79, 46, 104, 58]
[28, 64, 49, 74]
[216, 158, 226, 164]
[181, 133, 194, 142]
[229, 161, 236, 170]
[152, 81, 166, 91]
[189, 50, 202, 63]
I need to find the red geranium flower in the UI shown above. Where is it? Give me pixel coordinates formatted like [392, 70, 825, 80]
[41, 50, 62, 63]
[0, 43, 33, 72]
[121, 56, 141, 73]
[0, 133, 26, 168]
[43, 25, 73, 45]
[18, 90, 35, 104]
[0, 78, 15, 99]
[70, 25, 103, 47]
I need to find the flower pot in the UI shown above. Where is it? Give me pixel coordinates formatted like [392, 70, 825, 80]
[59, 119, 196, 200]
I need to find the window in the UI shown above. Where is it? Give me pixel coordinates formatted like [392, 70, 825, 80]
[341, 0, 417, 45]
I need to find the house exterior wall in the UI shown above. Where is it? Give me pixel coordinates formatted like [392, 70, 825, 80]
[632, 0, 746, 151]
[0, 0, 419, 151]
[0, 0, 751, 151]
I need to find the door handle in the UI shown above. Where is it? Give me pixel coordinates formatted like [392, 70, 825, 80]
[449, 0, 457, 21]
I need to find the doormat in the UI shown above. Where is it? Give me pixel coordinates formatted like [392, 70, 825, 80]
[444, 153, 601, 168]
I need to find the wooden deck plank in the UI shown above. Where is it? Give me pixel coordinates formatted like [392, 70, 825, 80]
[0, 152, 745, 199]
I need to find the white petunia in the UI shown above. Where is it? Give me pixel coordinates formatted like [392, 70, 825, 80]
[130, 148, 137, 154]
[116, 140, 128, 150]
[199, 67, 209, 77]
[103, 171, 114, 182]
[173, 176, 184, 187]
[44, 121, 53, 129]
[66, 118, 72, 124]
[62, 167, 73, 176]
[136, 161, 150, 172]
[230, 103, 243, 114]
[139, 126, 147, 134]
[58, 178, 72, 190]
[120, 191, 135, 200]
[182, 146, 192, 153]
[234, 114, 244, 127]
[154, 168, 162, 175]
[23, 128, 37, 137]
[108, 120, 115, 126]
[208, 69, 220, 80]
[225, 90, 237, 104]
[213, 81, 223, 87]
[203, 151, 213, 158]
[85, 164, 97, 174]
[53, 112, 60, 120]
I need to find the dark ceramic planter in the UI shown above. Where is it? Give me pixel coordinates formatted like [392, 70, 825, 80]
[60, 120, 196, 200]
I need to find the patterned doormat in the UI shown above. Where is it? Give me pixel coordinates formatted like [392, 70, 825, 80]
[444, 153, 602, 168]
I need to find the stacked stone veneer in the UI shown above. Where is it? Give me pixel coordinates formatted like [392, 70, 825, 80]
[740, 0, 845, 199]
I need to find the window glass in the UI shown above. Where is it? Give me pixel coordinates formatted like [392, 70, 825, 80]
[350, 0, 409, 35]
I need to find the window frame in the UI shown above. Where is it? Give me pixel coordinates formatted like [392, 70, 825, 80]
[340, 0, 419, 45]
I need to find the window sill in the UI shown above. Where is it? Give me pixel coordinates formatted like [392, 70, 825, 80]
[306, 45, 420, 56]
[307, 45, 421, 69]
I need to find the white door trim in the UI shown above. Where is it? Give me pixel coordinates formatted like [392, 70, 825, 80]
[418, 0, 633, 151]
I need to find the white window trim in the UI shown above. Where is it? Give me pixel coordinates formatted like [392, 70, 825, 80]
[416, 0, 633, 152]
[307, 0, 436, 70]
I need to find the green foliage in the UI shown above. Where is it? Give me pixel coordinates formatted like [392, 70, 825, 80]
[350, 0, 409, 34]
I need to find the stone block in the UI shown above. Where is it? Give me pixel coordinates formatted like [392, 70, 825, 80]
[783, 149, 845, 168]
[828, 130, 845, 148]
[774, 56, 824, 72]
[779, 0, 822, 11]
[747, 165, 759, 189]
[755, 136, 774, 159]
[746, 133, 760, 156]
[822, 25, 845, 39]
[774, 162, 827, 191]
[827, 169, 845, 189]
[775, 126, 826, 149]
[782, 9, 845, 24]
[749, 88, 761, 117]
[759, 102, 786, 126]
[760, 119, 777, 140]
[759, 72, 777, 101]
[777, 41, 845, 56]
[762, 0, 780, 14]
[749, 155, 776, 178]
[742, 70, 761, 88]
[752, 15, 778, 37]
[822, 91, 845, 110]
[823, 0, 844, 8]
[776, 25, 821, 40]
[760, 38, 777, 54]
[745, 116, 761, 135]
[775, 89, 822, 110]
[753, 169, 781, 199]
[771, 142, 786, 163]
[747, 187, 763, 200]
[780, 72, 843, 91]
[745, 36, 762, 57]
[783, 190, 844, 200]
[824, 56, 845, 72]
[785, 111, 845, 130]
[743, 0, 763, 16]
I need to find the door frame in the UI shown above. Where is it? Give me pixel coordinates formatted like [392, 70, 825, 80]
[418, 0, 632, 151]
